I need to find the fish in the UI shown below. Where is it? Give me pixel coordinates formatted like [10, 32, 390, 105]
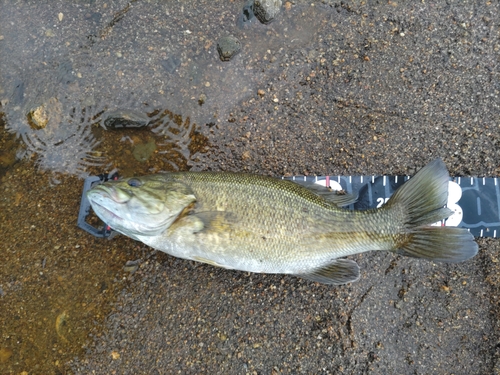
[86, 159, 478, 284]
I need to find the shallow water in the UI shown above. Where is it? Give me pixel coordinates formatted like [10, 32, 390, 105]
[0, 1, 331, 373]
[0, 0, 327, 179]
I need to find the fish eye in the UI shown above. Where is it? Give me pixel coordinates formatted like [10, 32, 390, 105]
[128, 178, 142, 187]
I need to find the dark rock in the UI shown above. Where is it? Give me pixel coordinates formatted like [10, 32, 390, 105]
[217, 35, 242, 62]
[254, 0, 282, 24]
[102, 109, 149, 129]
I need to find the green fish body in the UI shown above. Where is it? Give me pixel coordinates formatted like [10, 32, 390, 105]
[87, 159, 478, 284]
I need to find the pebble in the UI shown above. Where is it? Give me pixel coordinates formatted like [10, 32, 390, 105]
[217, 35, 241, 61]
[0, 347, 13, 363]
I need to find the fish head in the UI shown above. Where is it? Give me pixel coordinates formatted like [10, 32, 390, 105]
[86, 175, 196, 237]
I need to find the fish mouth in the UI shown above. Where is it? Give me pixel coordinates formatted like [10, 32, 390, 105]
[90, 200, 123, 225]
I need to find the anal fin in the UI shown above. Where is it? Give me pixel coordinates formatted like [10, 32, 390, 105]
[295, 259, 360, 285]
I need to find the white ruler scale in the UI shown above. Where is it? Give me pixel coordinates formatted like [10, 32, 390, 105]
[285, 175, 500, 238]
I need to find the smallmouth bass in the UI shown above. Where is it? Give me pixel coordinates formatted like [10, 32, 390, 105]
[87, 159, 478, 284]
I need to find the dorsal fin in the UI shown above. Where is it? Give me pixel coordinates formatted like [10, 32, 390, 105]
[291, 180, 358, 206]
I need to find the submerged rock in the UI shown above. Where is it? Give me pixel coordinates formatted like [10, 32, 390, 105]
[27, 97, 62, 130]
[217, 35, 241, 62]
[103, 109, 149, 129]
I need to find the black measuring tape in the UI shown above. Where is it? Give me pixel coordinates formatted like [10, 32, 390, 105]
[78, 173, 499, 238]
[286, 174, 499, 238]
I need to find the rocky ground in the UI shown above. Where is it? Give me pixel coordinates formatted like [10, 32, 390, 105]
[1, 1, 499, 374]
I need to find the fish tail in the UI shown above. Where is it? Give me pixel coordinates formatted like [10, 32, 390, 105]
[384, 159, 478, 262]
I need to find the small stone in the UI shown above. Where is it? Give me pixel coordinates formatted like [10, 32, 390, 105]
[124, 264, 139, 274]
[58, 12, 64, 22]
[254, 0, 282, 24]
[0, 347, 13, 363]
[257, 89, 265, 97]
[27, 97, 62, 130]
[217, 35, 241, 61]
[198, 94, 206, 106]
[28, 106, 49, 129]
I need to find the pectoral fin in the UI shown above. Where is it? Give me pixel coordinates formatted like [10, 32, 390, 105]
[296, 259, 360, 285]
[167, 215, 205, 236]
[192, 256, 232, 269]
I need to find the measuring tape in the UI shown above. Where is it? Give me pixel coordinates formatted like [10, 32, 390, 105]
[78, 173, 498, 238]
[285, 175, 499, 238]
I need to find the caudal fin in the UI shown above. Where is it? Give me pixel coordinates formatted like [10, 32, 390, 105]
[385, 159, 478, 262]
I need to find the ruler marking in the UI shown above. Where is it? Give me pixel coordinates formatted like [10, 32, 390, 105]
[285, 174, 500, 238]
